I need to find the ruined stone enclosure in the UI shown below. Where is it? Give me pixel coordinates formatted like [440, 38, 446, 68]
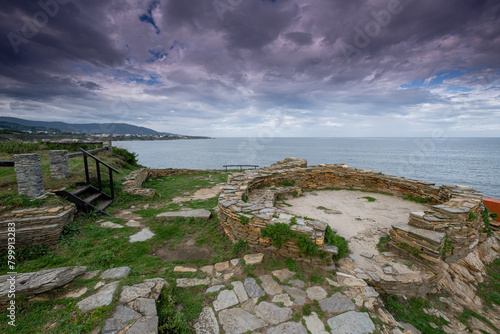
[218, 158, 490, 296]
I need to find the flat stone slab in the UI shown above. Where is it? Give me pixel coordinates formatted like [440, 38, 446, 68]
[206, 285, 225, 294]
[272, 293, 293, 307]
[306, 286, 327, 301]
[81, 270, 101, 280]
[364, 287, 380, 298]
[392, 224, 445, 246]
[290, 279, 306, 288]
[60, 287, 87, 299]
[319, 292, 356, 314]
[218, 308, 267, 334]
[77, 281, 120, 312]
[126, 219, 142, 227]
[214, 261, 230, 272]
[195, 306, 219, 334]
[260, 275, 283, 296]
[120, 279, 167, 303]
[127, 316, 158, 334]
[100, 221, 124, 229]
[231, 281, 249, 303]
[102, 305, 141, 333]
[243, 253, 264, 265]
[177, 278, 211, 288]
[174, 266, 197, 273]
[327, 311, 375, 334]
[213, 290, 239, 312]
[283, 286, 308, 305]
[129, 228, 155, 242]
[134, 298, 157, 316]
[157, 209, 211, 220]
[101, 267, 131, 279]
[201, 265, 215, 276]
[244, 278, 265, 298]
[265, 322, 308, 334]
[304, 312, 329, 334]
[272, 269, 295, 282]
[0, 266, 86, 304]
[255, 301, 292, 325]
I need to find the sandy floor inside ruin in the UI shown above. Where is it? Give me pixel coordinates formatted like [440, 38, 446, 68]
[284, 190, 429, 271]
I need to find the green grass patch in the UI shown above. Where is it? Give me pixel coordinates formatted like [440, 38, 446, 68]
[469, 211, 478, 221]
[362, 196, 376, 202]
[383, 295, 448, 333]
[477, 258, 500, 310]
[376, 235, 391, 252]
[403, 194, 431, 203]
[239, 215, 250, 225]
[324, 226, 349, 261]
[481, 208, 493, 236]
[261, 223, 295, 248]
[157, 286, 207, 333]
[280, 179, 295, 187]
[458, 308, 499, 333]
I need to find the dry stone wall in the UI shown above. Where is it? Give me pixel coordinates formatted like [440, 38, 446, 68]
[0, 204, 76, 249]
[122, 168, 155, 198]
[218, 158, 486, 270]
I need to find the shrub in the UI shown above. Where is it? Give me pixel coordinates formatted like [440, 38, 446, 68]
[376, 235, 391, 252]
[403, 194, 431, 203]
[325, 226, 349, 261]
[239, 215, 250, 225]
[113, 147, 138, 165]
[296, 234, 320, 256]
[261, 223, 295, 248]
[281, 179, 295, 187]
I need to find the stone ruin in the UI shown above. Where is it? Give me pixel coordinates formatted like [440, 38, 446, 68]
[217, 158, 499, 297]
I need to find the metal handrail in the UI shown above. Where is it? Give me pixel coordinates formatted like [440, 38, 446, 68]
[81, 148, 119, 198]
[223, 164, 259, 171]
[68, 147, 109, 159]
[0, 161, 15, 167]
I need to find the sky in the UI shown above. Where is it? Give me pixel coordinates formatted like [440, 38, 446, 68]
[0, 0, 499, 137]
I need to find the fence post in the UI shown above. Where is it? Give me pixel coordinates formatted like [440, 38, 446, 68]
[13, 154, 45, 198]
[103, 139, 113, 155]
[49, 150, 69, 179]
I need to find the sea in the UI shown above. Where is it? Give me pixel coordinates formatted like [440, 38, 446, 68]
[114, 137, 500, 199]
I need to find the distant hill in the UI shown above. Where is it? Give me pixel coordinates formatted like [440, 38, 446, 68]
[0, 117, 175, 136]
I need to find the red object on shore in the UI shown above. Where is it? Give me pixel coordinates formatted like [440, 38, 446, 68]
[483, 197, 500, 223]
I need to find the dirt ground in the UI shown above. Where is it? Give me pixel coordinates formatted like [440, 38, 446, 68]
[284, 190, 429, 258]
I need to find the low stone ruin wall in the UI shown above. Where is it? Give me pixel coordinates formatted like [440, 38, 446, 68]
[122, 168, 155, 198]
[148, 168, 207, 178]
[218, 158, 486, 270]
[122, 168, 213, 197]
[0, 204, 76, 249]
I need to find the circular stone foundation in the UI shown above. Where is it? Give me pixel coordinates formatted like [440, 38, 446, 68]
[217, 158, 486, 296]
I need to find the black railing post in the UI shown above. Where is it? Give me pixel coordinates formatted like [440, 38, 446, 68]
[83, 153, 90, 184]
[96, 159, 102, 191]
[109, 167, 114, 199]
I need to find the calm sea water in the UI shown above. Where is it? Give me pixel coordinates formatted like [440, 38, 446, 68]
[115, 137, 500, 199]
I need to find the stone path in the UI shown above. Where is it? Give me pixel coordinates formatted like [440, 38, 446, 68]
[174, 253, 398, 334]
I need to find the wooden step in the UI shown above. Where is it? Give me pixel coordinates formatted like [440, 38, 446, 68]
[85, 192, 102, 204]
[71, 185, 92, 196]
[97, 200, 113, 212]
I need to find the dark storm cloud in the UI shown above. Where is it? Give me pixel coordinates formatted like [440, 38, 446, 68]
[0, 0, 499, 135]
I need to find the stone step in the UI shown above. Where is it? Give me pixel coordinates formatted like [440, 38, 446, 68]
[391, 224, 445, 246]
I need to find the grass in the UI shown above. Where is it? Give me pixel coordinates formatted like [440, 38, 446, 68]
[324, 226, 349, 261]
[476, 258, 500, 310]
[362, 196, 376, 202]
[403, 194, 431, 203]
[0, 168, 240, 333]
[383, 295, 449, 333]
[376, 236, 391, 253]
[458, 308, 499, 333]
